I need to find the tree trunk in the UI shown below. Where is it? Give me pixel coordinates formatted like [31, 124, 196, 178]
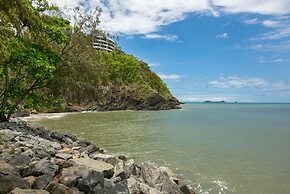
[0, 111, 8, 122]
[0, 63, 9, 122]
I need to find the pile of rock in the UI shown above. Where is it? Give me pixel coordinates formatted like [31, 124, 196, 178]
[0, 120, 194, 194]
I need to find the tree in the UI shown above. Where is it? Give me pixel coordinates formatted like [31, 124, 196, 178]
[0, 0, 70, 122]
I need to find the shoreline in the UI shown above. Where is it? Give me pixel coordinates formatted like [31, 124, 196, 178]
[0, 118, 194, 194]
[21, 107, 184, 122]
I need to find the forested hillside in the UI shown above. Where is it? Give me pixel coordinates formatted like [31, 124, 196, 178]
[46, 49, 180, 112]
[0, 0, 180, 121]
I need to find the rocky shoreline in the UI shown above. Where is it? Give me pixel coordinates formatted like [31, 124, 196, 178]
[0, 119, 194, 194]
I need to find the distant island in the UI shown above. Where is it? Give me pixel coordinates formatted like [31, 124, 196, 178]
[203, 100, 226, 103]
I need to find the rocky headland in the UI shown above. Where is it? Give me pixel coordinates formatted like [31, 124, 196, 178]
[0, 119, 194, 194]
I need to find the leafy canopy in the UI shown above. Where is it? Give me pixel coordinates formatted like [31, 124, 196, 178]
[0, 0, 70, 121]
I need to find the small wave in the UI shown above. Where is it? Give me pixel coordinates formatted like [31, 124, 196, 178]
[23, 112, 76, 121]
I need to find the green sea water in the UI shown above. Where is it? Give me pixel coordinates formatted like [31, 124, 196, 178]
[30, 103, 290, 194]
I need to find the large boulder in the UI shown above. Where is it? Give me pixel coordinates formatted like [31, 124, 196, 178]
[55, 153, 73, 160]
[140, 162, 179, 193]
[72, 158, 114, 178]
[113, 161, 126, 180]
[46, 182, 69, 194]
[124, 159, 140, 178]
[21, 158, 59, 177]
[9, 154, 31, 168]
[127, 176, 164, 194]
[91, 153, 118, 165]
[10, 188, 49, 194]
[60, 166, 104, 193]
[180, 185, 195, 194]
[31, 174, 53, 189]
[0, 174, 29, 194]
[92, 179, 129, 194]
[0, 160, 16, 175]
[160, 166, 179, 184]
[86, 144, 99, 153]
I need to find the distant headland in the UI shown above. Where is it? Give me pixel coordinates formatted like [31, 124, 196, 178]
[203, 100, 226, 103]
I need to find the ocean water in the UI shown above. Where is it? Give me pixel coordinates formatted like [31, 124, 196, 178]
[30, 103, 290, 194]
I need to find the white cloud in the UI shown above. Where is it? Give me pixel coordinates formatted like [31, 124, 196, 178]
[270, 81, 290, 91]
[255, 26, 290, 40]
[243, 18, 259, 25]
[48, 0, 290, 36]
[257, 56, 289, 63]
[243, 18, 284, 28]
[272, 58, 289, 63]
[96, 0, 212, 34]
[158, 73, 181, 80]
[212, 0, 290, 15]
[262, 20, 282, 28]
[143, 34, 178, 42]
[208, 76, 290, 92]
[216, 32, 229, 39]
[208, 76, 268, 88]
[246, 16, 290, 41]
[247, 40, 290, 51]
[148, 62, 160, 67]
[257, 56, 266, 63]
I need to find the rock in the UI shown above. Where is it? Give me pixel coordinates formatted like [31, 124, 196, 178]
[56, 159, 75, 170]
[50, 132, 77, 144]
[60, 147, 73, 154]
[0, 129, 21, 141]
[180, 185, 195, 194]
[50, 132, 65, 142]
[113, 161, 126, 180]
[21, 158, 59, 177]
[127, 176, 163, 194]
[91, 153, 114, 161]
[92, 179, 129, 194]
[50, 141, 62, 150]
[23, 176, 36, 187]
[77, 140, 91, 147]
[0, 160, 16, 175]
[56, 153, 72, 160]
[46, 182, 72, 194]
[140, 162, 179, 193]
[0, 174, 29, 194]
[32, 148, 50, 159]
[10, 188, 49, 194]
[60, 166, 104, 193]
[22, 149, 35, 158]
[124, 159, 139, 178]
[10, 154, 31, 168]
[31, 174, 53, 189]
[91, 153, 119, 165]
[118, 155, 127, 161]
[160, 166, 179, 184]
[86, 144, 99, 153]
[0, 152, 12, 162]
[72, 147, 81, 151]
[72, 158, 114, 178]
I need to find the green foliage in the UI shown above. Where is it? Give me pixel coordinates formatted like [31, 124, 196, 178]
[0, 0, 174, 116]
[0, 0, 70, 122]
[96, 51, 171, 97]
[48, 47, 173, 106]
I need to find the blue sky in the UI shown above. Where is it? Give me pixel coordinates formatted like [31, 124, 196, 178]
[50, 0, 290, 102]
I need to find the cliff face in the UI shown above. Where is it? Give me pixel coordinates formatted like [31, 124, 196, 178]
[45, 50, 180, 112]
[64, 85, 180, 112]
